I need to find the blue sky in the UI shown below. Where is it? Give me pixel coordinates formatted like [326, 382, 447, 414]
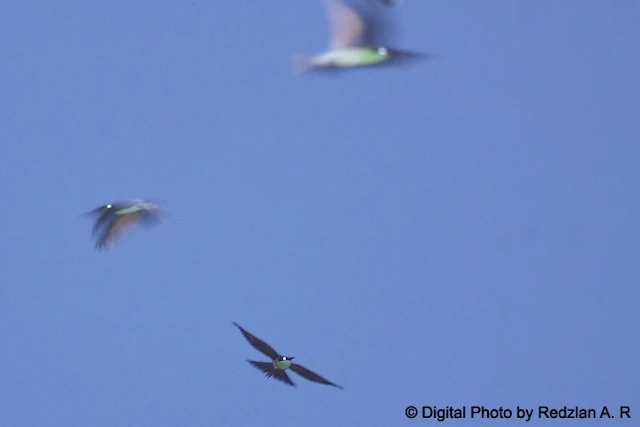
[1, 1, 638, 426]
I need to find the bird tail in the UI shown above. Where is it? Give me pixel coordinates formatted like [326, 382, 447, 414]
[247, 360, 296, 387]
[291, 55, 315, 74]
[247, 360, 274, 377]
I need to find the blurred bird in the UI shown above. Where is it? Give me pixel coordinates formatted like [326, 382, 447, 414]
[232, 322, 344, 389]
[293, 0, 425, 73]
[82, 199, 164, 251]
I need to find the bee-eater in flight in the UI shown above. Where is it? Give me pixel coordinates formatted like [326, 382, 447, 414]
[233, 322, 344, 389]
[82, 199, 164, 251]
[293, 0, 426, 73]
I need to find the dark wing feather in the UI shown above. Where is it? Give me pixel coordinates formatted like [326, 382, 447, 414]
[247, 360, 296, 387]
[139, 208, 164, 228]
[338, 0, 396, 47]
[326, 0, 366, 49]
[232, 323, 279, 360]
[95, 212, 142, 251]
[82, 202, 130, 237]
[91, 209, 116, 238]
[273, 368, 296, 387]
[290, 363, 344, 389]
[247, 360, 273, 375]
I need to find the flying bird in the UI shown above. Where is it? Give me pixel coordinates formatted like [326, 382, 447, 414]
[293, 0, 425, 73]
[82, 199, 164, 251]
[232, 322, 343, 389]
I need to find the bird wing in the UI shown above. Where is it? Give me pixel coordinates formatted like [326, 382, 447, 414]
[82, 202, 131, 236]
[140, 208, 165, 228]
[247, 360, 273, 376]
[91, 209, 117, 238]
[326, 0, 365, 50]
[247, 360, 296, 387]
[95, 211, 142, 251]
[233, 323, 279, 360]
[290, 363, 344, 389]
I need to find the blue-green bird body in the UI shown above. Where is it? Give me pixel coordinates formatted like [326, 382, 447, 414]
[307, 47, 389, 67]
[303, 46, 422, 69]
[274, 358, 293, 370]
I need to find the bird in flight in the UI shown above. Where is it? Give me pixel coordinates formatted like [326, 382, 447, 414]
[82, 199, 164, 251]
[232, 322, 344, 389]
[293, 0, 426, 73]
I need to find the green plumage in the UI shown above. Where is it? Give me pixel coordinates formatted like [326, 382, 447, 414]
[275, 358, 292, 370]
[309, 47, 390, 68]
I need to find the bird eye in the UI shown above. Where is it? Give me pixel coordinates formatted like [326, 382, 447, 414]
[106, 204, 112, 208]
[377, 47, 388, 56]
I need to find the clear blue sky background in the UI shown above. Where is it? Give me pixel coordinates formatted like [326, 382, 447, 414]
[1, 1, 638, 426]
